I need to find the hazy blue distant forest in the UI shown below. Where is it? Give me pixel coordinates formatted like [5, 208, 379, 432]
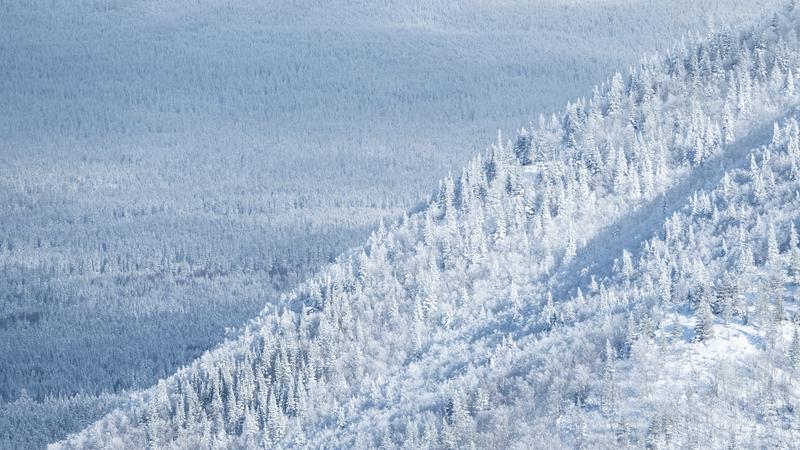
[3, 1, 800, 448]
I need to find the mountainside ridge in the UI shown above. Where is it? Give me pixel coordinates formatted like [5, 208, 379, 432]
[54, 3, 800, 448]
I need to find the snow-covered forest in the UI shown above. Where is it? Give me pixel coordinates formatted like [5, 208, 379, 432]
[2, 0, 796, 448]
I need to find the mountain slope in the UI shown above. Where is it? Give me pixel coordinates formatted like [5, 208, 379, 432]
[12, 1, 785, 448]
[4, 3, 781, 441]
[55, 3, 800, 449]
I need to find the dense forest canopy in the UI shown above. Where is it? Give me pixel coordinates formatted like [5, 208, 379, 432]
[48, 2, 800, 448]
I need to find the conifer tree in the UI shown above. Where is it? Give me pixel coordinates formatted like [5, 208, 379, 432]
[601, 339, 618, 415]
[607, 73, 625, 116]
[693, 297, 715, 342]
[671, 314, 683, 342]
[541, 292, 558, 330]
[785, 69, 795, 96]
[624, 312, 640, 355]
[621, 249, 635, 281]
[267, 388, 286, 444]
[788, 223, 800, 283]
[563, 231, 577, 265]
[789, 327, 800, 371]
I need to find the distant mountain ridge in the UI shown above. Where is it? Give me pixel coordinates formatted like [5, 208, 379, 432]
[55, 3, 800, 448]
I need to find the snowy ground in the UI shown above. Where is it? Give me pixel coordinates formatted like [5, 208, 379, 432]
[0, 0, 784, 447]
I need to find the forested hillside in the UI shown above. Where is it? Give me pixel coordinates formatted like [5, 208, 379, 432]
[53, 3, 800, 448]
[4, 1, 783, 448]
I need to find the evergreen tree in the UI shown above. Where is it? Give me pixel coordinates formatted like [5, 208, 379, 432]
[624, 312, 639, 355]
[621, 249, 635, 281]
[693, 297, 715, 342]
[514, 129, 532, 165]
[789, 223, 800, 283]
[789, 327, 800, 371]
[563, 231, 577, 265]
[541, 292, 558, 330]
[267, 388, 286, 444]
[766, 225, 780, 268]
[671, 314, 683, 342]
[785, 69, 795, 96]
[607, 73, 625, 116]
[601, 339, 618, 415]
[715, 273, 738, 324]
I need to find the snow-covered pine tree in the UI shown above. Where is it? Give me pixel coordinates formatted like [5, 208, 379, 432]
[693, 296, 715, 342]
[601, 339, 618, 415]
[789, 222, 800, 283]
[789, 327, 800, 371]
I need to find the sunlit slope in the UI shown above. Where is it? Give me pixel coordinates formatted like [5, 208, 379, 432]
[53, 3, 800, 448]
